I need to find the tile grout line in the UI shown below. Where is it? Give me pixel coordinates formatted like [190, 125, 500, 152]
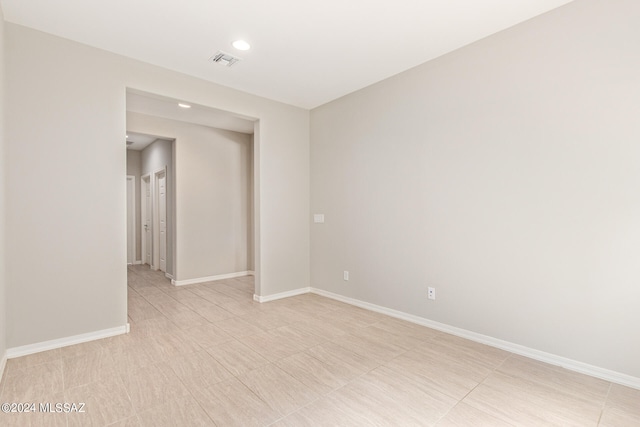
[288, 328, 450, 426]
[151, 274, 279, 427]
[434, 352, 516, 425]
[0, 358, 6, 399]
[126, 269, 189, 425]
[596, 382, 613, 426]
[178, 370, 221, 427]
[248, 319, 396, 425]
[255, 361, 327, 426]
[115, 357, 141, 427]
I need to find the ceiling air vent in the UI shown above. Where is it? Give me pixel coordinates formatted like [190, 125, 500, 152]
[210, 51, 241, 67]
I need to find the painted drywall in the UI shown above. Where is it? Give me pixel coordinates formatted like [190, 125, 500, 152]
[248, 135, 255, 271]
[140, 138, 174, 277]
[126, 149, 142, 262]
[0, 5, 7, 364]
[4, 23, 309, 349]
[311, 0, 640, 378]
[128, 112, 252, 281]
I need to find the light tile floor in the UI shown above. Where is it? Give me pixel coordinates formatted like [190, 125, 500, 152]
[1, 265, 638, 426]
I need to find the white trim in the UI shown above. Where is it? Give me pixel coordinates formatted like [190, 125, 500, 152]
[126, 175, 136, 265]
[152, 166, 167, 273]
[247, 270, 255, 276]
[141, 174, 151, 267]
[172, 271, 253, 286]
[134, 260, 143, 265]
[6, 325, 129, 359]
[254, 287, 311, 303]
[310, 287, 640, 390]
[165, 272, 174, 280]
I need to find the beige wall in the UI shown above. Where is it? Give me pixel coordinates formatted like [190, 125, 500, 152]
[4, 23, 310, 348]
[128, 112, 252, 281]
[311, 0, 640, 378]
[248, 135, 255, 271]
[0, 5, 6, 364]
[126, 149, 142, 262]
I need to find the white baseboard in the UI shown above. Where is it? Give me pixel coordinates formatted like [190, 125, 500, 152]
[310, 287, 640, 390]
[165, 272, 174, 280]
[134, 260, 143, 265]
[6, 325, 129, 359]
[247, 270, 255, 276]
[172, 271, 252, 286]
[254, 287, 311, 303]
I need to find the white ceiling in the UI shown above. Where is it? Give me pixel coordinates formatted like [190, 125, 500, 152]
[126, 90, 255, 150]
[126, 131, 167, 151]
[127, 90, 256, 134]
[1, 0, 573, 109]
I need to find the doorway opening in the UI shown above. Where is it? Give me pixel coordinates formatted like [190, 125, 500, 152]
[125, 89, 260, 296]
[126, 131, 173, 277]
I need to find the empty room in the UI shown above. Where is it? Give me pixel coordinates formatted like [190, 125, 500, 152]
[0, 0, 638, 426]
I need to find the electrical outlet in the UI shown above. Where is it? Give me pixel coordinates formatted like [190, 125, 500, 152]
[428, 287, 436, 300]
[343, 271, 349, 281]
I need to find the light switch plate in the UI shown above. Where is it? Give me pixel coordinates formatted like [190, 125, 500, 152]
[313, 214, 325, 223]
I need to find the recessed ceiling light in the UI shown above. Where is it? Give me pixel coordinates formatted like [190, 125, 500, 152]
[178, 103, 191, 108]
[232, 40, 251, 51]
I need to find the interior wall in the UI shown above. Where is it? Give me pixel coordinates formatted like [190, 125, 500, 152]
[4, 23, 309, 349]
[128, 112, 252, 281]
[248, 135, 255, 271]
[126, 149, 142, 262]
[0, 5, 7, 364]
[140, 138, 174, 276]
[310, 0, 640, 378]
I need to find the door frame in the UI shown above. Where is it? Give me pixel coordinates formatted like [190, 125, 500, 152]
[126, 175, 136, 265]
[141, 173, 152, 267]
[153, 166, 167, 272]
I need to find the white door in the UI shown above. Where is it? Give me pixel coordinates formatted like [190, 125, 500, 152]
[141, 175, 152, 266]
[126, 176, 136, 265]
[158, 172, 167, 272]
